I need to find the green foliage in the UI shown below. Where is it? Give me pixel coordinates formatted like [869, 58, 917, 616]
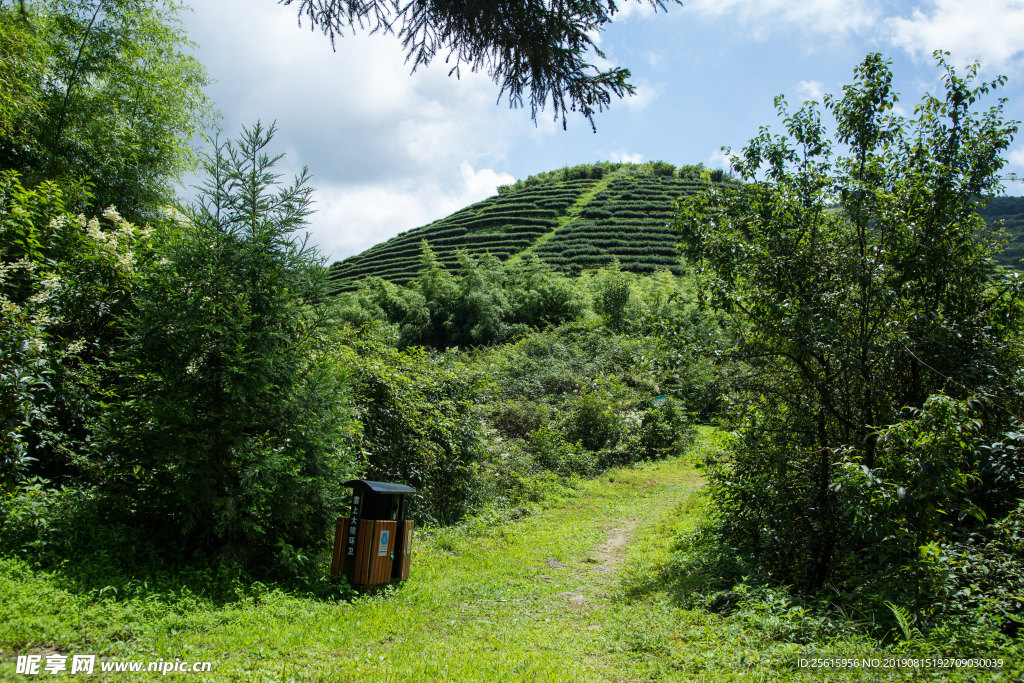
[0, 170, 151, 488]
[341, 244, 596, 350]
[504, 255, 589, 329]
[491, 400, 547, 440]
[103, 124, 355, 572]
[527, 422, 596, 477]
[676, 164, 704, 181]
[674, 50, 1024, 631]
[0, 0, 214, 221]
[339, 322, 482, 525]
[637, 397, 694, 460]
[563, 391, 624, 452]
[595, 262, 631, 330]
[0, 8, 47, 144]
[649, 160, 675, 177]
[498, 163, 613, 194]
[837, 395, 988, 560]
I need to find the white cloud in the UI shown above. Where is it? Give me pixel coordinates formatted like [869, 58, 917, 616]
[796, 79, 826, 101]
[180, 0, 528, 261]
[611, 150, 644, 163]
[679, 0, 1024, 72]
[613, 1, 660, 20]
[623, 80, 663, 111]
[884, 0, 1024, 72]
[1008, 147, 1024, 166]
[313, 163, 514, 260]
[708, 148, 737, 169]
[683, 0, 877, 36]
[646, 51, 663, 68]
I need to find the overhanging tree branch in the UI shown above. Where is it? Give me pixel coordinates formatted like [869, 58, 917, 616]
[280, 0, 675, 130]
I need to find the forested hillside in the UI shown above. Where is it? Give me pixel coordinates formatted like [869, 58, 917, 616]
[326, 162, 741, 293]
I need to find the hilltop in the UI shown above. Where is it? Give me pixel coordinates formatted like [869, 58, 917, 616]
[326, 162, 1024, 293]
[326, 162, 739, 293]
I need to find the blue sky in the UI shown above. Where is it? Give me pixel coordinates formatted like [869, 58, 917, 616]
[180, 0, 1024, 263]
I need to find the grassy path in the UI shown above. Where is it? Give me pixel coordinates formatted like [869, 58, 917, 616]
[6, 427, 1017, 681]
[1, 432, 709, 682]
[191, 451, 706, 682]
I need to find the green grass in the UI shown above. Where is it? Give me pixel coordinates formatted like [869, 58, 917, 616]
[2, 427, 1019, 681]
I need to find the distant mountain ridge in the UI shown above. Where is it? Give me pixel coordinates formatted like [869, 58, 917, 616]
[326, 164, 1024, 293]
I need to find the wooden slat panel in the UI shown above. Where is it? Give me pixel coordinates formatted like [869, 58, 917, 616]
[384, 520, 396, 583]
[355, 519, 373, 584]
[373, 521, 394, 584]
[375, 522, 386, 585]
[330, 517, 348, 580]
[370, 521, 382, 585]
[400, 521, 415, 580]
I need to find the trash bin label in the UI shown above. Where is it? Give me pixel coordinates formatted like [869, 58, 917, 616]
[378, 530, 390, 556]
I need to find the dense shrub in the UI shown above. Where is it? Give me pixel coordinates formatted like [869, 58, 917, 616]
[637, 397, 695, 459]
[527, 422, 597, 477]
[340, 324, 483, 525]
[563, 392, 624, 451]
[492, 401, 548, 440]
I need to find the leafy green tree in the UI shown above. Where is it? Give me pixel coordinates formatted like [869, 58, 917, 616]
[675, 52, 1023, 594]
[595, 260, 631, 330]
[0, 0, 213, 220]
[0, 6, 46, 144]
[443, 250, 519, 346]
[637, 396, 694, 459]
[505, 255, 587, 329]
[105, 123, 354, 568]
[285, 0, 676, 129]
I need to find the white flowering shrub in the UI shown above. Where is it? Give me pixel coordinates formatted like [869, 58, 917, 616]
[0, 170, 154, 489]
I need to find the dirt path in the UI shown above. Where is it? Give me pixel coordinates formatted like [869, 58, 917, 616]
[589, 518, 639, 566]
[542, 465, 704, 621]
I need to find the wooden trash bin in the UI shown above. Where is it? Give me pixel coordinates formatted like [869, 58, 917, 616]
[330, 480, 417, 586]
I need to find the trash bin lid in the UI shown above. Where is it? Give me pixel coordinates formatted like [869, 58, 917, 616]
[343, 479, 417, 494]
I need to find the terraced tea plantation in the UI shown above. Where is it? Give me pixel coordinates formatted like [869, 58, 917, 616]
[326, 164, 1024, 293]
[326, 179, 596, 292]
[533, 175, 696, 275]
[326, 164, 719, 293]
[980, 195, 1024, 269]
